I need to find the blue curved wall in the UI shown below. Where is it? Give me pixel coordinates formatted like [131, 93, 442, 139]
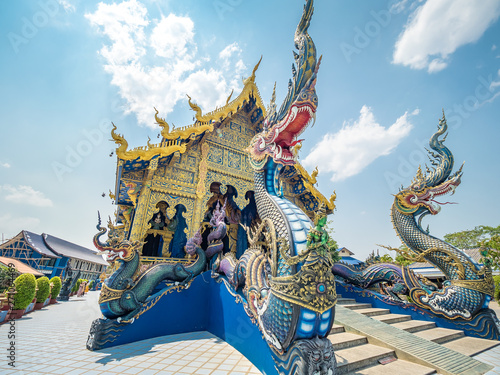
[95, 271, 277, 374]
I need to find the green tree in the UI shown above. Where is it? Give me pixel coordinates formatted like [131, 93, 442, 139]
[483, 234, 500, 270]
[11, 273, 37, 310]
[444, 225, 500, 249]
[36, 277, 51, 302]
[444, 225, 500, 270]
[379, 254, 394, 263]
[325, 219, 340, 262]
[49, 276, 62, 299]
[395, 254, 413, 266]
[394, 245, 413, 266]
[494, 275, 500, 302]
[0, 264, 20, 293]
[325, 220, 339, 250]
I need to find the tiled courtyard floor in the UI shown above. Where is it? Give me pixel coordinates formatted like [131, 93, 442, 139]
[1, 291, 500, 374]
[0, 291, 262, 375]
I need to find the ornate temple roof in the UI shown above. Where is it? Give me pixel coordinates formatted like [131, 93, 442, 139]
[111, 59, 266, 165]
[110, 58, 334, 217]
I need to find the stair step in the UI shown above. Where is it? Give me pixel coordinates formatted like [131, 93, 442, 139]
[335, 343, 394, 374]
[371, 313, 412, 324]
[348, 358, 436, 375]
[342, 303, 373, 310]
[413, 327, 464, 344]
[355, 308, 391, 317]
[330, 324, 345, 334]
[329, 332, 367, 350]
[442, 336, 500, 356]
[337, 297, 357, 305]
[336, 305, 494, 375]
[390, 319, 436, 333]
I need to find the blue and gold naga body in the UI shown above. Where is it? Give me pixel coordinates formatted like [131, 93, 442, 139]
[390, 114, 498, 335]
[217, 1, 337, 373]
[334, 113, 499, 340]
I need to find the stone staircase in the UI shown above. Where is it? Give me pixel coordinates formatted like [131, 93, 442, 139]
[328, 295, 500, 374]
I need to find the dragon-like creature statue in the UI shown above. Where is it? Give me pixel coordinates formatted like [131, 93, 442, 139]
[92, 213, 207, 323]
[388, 114, 498, 334]
[332, 260, 409, 302]
[330, 114, 499, 339]
[216, 1, 338, 373]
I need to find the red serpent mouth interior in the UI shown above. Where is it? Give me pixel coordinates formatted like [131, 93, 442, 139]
[272, 103, 316, 163]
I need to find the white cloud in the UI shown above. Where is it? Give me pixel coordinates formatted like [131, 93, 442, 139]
[219, 42, 246, 74]
[1, 185, 53, 207]
[490, 69, 500, 90]
[86, 0, 247, 127]
[86, 0, 149, 65]
[150, 14, 195, 59]
[0, 162, 10, 168]
[389, 0, 410, 14]
[219, 42, 241, 60]
[58, 0, 76, 13]
[0, 214, 40, 237]
[303, 106, 413, 182]
[393, 0, 500, 73]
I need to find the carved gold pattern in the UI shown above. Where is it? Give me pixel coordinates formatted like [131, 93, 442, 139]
[270, 255, 337, 314]
[196, 143, 209, 199]
[450, 265, 495, 297]
[98, 284, 124, 304]
[129, 186, 152, 241]
[290, 162, 336, 214]
[381, 244, 495, 297]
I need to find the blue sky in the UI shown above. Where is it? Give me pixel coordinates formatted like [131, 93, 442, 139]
[0, 0, 499, 260]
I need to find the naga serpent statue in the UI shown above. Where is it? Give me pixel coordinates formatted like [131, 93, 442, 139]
[390, 114, 498, 332]
[217, 1, 338, 373]
[92, 214, 207, 323]
[333, 113, 499, 339]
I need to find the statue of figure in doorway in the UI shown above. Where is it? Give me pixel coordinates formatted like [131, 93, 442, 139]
[168, 204, 188, 258]
[142, 201, 170, 257]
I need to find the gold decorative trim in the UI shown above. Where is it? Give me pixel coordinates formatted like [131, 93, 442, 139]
[270, 257, 337, 314]
[162, 119, 215, 141]
[187, 58, 266, 124]
[450, 278, 494, 297]
[111, 123, 187, 162]
[150, 183, 197, 199]
[152, 176, 196, 189]
[293, 162, 336, 213]
[98, 284, 124, 304]
[196, 143, 209, 198]
[152, 59, 265, 143]
[207, 165, 253, 182]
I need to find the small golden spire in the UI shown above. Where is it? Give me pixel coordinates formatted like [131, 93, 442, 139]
[154, 107, 170, 138]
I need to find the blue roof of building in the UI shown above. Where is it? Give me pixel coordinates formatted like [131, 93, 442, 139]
[339, 256, 363, 266]
[22, 231, 60, 258]
[43, 234, 107, 266]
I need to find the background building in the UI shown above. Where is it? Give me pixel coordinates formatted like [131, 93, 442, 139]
[0, 231, 107, 280]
